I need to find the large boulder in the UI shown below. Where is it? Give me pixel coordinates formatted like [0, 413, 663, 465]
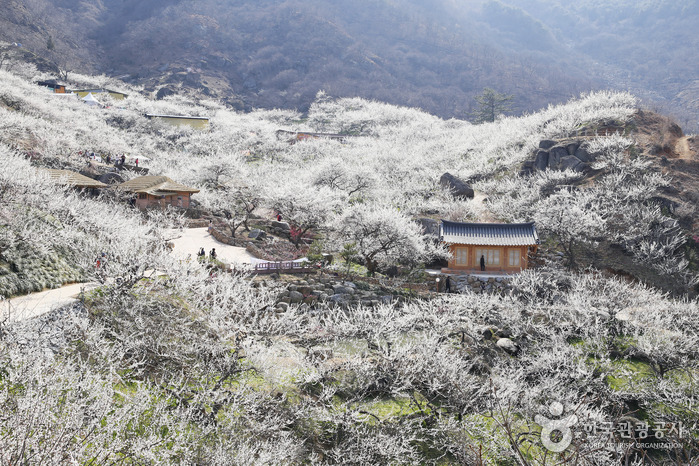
[496, 337, 518, 355]
[332, 284, 355, 295]
[439, 172, 474, 199]
[548, 146, 569, 169]
[289, 291, 304, 303]
[98, 172, 124, 185]
[534, 150, 549, 171]
[539, 139, 557, 150]
[271, 221, 290, 231]
[574, 145, 593, 162]
[417, 218, 440, 239]
[248, 228, 266, 240]
[560, 156, 584, 172]
[156, 86, 177, 100]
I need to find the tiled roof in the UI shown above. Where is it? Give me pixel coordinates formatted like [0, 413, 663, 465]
[45, 169, 108, 189]
[119, 176, 199, 195]
[440, 220, 539, 246]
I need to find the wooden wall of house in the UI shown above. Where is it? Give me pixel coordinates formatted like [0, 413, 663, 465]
[444, 243, 534, 273]
[135, 192, 192, 209]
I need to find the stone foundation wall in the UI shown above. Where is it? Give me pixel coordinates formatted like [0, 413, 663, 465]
[446, 274, 513, 294]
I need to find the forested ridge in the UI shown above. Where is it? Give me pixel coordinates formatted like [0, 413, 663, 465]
[0, 0, 696, 128]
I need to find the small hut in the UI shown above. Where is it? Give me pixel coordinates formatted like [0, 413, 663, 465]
[119, 176, 199, 209]
[144, 114, 209, 130]
[440, 220, 539, 273]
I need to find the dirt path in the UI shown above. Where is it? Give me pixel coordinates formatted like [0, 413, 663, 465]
[4, 229, 273, 323]
[471, 190, 496, 222]
[676, 136, 694, 160]
[168, 227, 257, 264]
[2, 282, 98, 323]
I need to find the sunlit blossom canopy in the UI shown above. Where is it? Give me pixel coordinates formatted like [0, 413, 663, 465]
[440, 220, 539, 246]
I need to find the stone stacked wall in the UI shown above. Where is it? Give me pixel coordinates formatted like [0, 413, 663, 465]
[447, 274, 513, 294]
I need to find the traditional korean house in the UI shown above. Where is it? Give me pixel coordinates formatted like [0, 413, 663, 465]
[144, 114, 209, 130]
[119, 176, 199, 209]
[440, 220, 539, 273]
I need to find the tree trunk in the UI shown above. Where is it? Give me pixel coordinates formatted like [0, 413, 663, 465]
[365, 256, 377, 277]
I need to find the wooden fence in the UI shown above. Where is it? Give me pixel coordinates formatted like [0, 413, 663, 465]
[253, 261, 312, 274]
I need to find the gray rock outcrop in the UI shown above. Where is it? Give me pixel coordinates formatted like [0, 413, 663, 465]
[248, 228, 266, 240]
[525, 138, 596, 175]
[271, 221, 290, 231]
[417, 218, 440, 239]
[439, 172, 474, 199]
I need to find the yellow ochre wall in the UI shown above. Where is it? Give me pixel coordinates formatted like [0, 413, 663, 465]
[74, 90, 127, 100]
[443, 244, 536, 273]
[154, 117, 210, 130]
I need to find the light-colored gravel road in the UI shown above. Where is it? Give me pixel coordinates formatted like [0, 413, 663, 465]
[2, 282, 97, 323]
[167, 227, 257, 264]
[2, 228, 257, 323]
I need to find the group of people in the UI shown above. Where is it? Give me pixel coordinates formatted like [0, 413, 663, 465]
[80, 150, 136, 169]
[197, 247, 216, 260]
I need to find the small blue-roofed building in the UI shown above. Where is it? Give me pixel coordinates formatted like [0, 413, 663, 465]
[440, 220, 539, 273]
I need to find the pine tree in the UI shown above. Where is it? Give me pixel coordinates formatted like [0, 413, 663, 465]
[472, 87, 514, 123]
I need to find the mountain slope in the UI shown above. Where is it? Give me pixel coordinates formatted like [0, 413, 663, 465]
[0, 0, 696, 126]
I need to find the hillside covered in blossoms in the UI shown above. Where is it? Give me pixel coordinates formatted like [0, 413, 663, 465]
[0, 58, 698, 464]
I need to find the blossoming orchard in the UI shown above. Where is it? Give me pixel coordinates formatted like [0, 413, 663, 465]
[0, 52, 697, 464]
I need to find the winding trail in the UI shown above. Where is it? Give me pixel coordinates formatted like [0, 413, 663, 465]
[471, 190, 496, 222]
[676, 136, 693, 160]
[167, 227, 257, 264]
[2, 282, 98, 323]
[3, 228, 271, 323]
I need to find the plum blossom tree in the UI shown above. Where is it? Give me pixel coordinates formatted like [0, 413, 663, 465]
[332, 204, 439, 276]
[270, 178, 343, 248]
[533, 189, 606, 268]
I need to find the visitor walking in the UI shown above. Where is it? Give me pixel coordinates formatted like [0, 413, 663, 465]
[480, 254, 486, 272]
[210, 248, 217, 260]
[445, 276, 452, 293]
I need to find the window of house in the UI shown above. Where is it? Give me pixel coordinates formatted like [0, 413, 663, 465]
[139, 193, 146, 199]
[475, 248, 500, 266]
[508, 249, 521, 267]
[455, 247, 469, 266]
